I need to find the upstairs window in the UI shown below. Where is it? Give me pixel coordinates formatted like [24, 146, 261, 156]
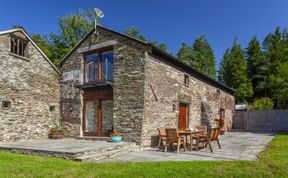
[85, 53, 99, 82]
[184, 74, 189, 86]
[10, 36, 27, 57]
[84, 49, 114, 83]
[101, 51, 114, 81]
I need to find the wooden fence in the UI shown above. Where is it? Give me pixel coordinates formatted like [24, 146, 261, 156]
[233, 109, 288, 132]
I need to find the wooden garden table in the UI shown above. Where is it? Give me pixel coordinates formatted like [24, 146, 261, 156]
[178, 130, 203, 151]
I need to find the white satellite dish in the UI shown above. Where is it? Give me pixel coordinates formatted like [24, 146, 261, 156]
[94, 8, 104, 34]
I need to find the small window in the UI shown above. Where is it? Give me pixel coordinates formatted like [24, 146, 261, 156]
[184, 74, 189, 86]
[49, 106, 56, 112]
[2, 101, 11, 109]
[10, 36, 27, 57]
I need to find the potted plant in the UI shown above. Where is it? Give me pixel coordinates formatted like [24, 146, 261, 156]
[48, 125, 64, 139]
[110, 130, 122, 142]
[215, 118, 225, 134]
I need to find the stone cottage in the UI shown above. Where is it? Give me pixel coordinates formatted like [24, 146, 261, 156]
[58, 25, 235, 146]
[0, 28, 61, 141]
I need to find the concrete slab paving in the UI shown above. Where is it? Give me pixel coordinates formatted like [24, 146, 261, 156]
[0, 131, 274, 162]
[0, 139, 130, 153]
[101, 131, 274, 162]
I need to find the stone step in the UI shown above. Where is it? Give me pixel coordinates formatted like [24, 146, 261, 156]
[73, 142, 136, 158]
[73, 142, 141, 162]
[75, 136, 110, 141]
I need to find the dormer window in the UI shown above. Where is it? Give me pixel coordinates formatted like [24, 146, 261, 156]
[84, 48, 114, 83]
[10, 35, 27, 57]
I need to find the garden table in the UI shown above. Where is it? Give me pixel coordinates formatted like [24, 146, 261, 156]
[178, 130, 203, 151]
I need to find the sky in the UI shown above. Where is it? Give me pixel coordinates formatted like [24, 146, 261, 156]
[1, 0, 288, 67]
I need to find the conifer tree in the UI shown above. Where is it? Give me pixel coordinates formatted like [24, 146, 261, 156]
[246, 36, 270, 98]
[218, 40, 253, 102]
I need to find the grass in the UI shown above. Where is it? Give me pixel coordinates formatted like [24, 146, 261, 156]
[0, 133, 287, 178]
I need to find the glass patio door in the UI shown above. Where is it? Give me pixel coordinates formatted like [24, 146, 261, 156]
[83, 100, 100, 136]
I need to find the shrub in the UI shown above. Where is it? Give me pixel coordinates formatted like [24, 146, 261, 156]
[250, 97, 274, 110]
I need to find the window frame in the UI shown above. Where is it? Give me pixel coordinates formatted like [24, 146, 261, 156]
[10, 35, 27, 57]
[184, 74, 189, 86]
[83, 46, 114, 84]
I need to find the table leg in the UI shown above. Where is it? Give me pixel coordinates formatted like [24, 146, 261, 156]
[190, 134, 193, 152]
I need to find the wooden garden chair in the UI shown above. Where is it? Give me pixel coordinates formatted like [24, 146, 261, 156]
[196, 128, 221, 153]
[192, 125, 208, 150]
[165, 128, 187, 154]
[157, 128, 167, 149]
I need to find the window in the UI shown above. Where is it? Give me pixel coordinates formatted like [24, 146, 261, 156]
[184, 74, 189, 86]
[101, 51, 114, 81]
[2, 101, 11, 109]
[49, 106, 56, 112]
[84, 49, 114, 83]
[10, 36, 27, 56]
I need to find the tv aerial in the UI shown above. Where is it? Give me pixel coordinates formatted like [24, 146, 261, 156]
[94, 8, 104, 34]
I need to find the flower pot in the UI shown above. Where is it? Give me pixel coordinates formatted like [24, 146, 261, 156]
[110, 136, 122, 142]
[48, 132, 64, 139]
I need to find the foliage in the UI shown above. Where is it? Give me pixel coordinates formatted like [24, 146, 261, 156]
[49, 125, 64, 134]
[124, 26, 146, 41]
[177, 43, 193, 64]
[32, 34, 52, 60]
[32, 9, 93, 64]
[269, 62, 288, 108]
[218, 40, 253, 102]
[0, 133, 287, 177]
[261, 27, 288, 108]
[124, 27, 168, 52]
[246, 36, 270, 98]
[110, 130, 121, 137]
[177, 35, 216, 79]
[250, 97, 274, 110]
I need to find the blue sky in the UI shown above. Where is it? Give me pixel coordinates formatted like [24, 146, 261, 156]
[1, 0, 288, 67]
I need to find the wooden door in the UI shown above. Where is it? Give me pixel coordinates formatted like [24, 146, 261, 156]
[179, 103, 188, 129]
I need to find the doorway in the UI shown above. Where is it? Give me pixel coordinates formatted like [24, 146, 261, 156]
[179, 103, 189, 129]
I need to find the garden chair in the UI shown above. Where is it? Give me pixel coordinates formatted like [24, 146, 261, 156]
[157, 128, 167, 149]
[165, 128, 187, 154]
[196, 128, 221, 153]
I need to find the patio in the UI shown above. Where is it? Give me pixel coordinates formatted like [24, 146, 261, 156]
[0, 131, 274, 162]
[101, 131, 274, 162]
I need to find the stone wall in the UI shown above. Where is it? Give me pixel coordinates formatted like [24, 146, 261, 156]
[60, 27, 147, 143]
[0, 32, 60, 141]
[142, 53, 235, 146]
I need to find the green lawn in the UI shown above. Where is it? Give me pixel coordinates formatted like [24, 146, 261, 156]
[0, 133, 287, 178]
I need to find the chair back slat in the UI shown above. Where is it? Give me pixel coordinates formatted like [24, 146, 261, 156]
[158, 128, 166, 136]
[165, 128, 178, 142]
[209, 128, 220, 141]
[196, 126, 207, 133]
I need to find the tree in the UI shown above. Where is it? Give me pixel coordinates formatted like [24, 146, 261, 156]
[124, 27, 168, 52]
[50, 9, 94, 63]
[246, 36, 270, 98]
[124, 26, 146, 41]
[177, 43, 193, 65]
[250, 97, 274, 110]
[269, 62, 288, 108]
[218, 40, 253, 102]
[32, 9, 93, 64]
[150, 40, 167, 52]
[191, 35, 216, 79]
[177, 35, 216, 79]
[32, 34, 53, 61]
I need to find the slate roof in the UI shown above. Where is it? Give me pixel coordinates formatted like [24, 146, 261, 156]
[58, 25, 234, 95]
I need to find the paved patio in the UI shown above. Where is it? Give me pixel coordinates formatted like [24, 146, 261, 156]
[0, 131, 274, 162]
[101, 131, 275, 162]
